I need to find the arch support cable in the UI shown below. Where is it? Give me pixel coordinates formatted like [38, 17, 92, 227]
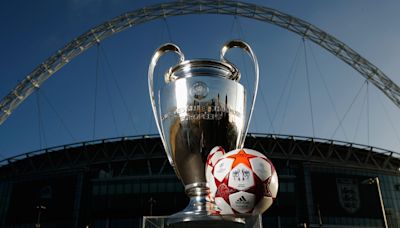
[1, 0, 399, 125]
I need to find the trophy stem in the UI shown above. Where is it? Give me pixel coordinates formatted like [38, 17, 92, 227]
[183, 182, 217, 214]
[185, 182, 208, 197]
[167, 182, 216, 225]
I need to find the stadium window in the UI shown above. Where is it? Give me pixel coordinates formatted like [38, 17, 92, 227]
[395, 184, 400, 191]
[150, 183, 157, 193]
[287, 182, 295, 192]
[93, 185, 100, 195]
[374, 218, 381, 226]
[133, 183, 140, 193]
[279, 182, 287, 193]
[124, 183, 131, 194]
[339, 216, 345, 225]
[116, 184, 124, 194]
[366, 218, 373, 226]
[108, 184, 115, 195]
[167, 182, 174, 192]
[359, 218, 366, 226]
[158, 182, 165, 192]
[353, 218, 359, 226]
[100, 184, 107, 195]
[141, 183, 149, 193]
[175, 182, 183, 192]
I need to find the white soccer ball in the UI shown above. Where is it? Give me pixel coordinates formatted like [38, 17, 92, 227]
[211, 148, 278, 214]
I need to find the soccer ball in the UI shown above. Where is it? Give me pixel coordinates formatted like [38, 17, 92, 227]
[211, 148, 278, 214]
[205, 146, 225, 198]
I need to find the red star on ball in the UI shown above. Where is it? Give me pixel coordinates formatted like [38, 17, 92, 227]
[227, 149, 257, 169]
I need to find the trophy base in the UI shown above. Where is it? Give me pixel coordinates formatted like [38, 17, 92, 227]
[160, 191, 260, 227]
[167, 214, 260, 228]
[142, 214, 262, 228]
[166, 197, 241, 226]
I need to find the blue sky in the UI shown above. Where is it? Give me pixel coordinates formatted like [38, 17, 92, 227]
[1, 0, 400, 159]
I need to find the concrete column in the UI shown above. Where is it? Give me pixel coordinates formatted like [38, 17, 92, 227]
[72, 173, 84, 228]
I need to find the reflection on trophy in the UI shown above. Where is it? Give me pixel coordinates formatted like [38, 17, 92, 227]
[148, 40, 259, 224]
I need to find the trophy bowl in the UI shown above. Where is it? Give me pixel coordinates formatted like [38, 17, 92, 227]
[148, 40, 259, 225]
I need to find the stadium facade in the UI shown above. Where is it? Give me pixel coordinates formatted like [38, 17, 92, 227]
[0, 134, 399, 228]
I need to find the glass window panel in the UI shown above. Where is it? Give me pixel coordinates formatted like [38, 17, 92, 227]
[142, 183, 149, 193]
[158, 182, 165, 193]
[108, 184, 115, 195]
[175, 182, 182, 191]
[150, 183, 157, 193]
[124, 183, 131, 194]
[167, 182, 174, 192]
[116, 184, 123, 194]
[287, 182, 294, 192]
[100, 184, 107, 195]
[280, 182, 287, 193]
[93, 185, 99, 195]
[133, 183, 140, 193]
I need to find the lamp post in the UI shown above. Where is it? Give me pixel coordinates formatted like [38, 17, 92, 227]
[362, 177, 388, 228]
[148, 197, 156, 216]
[35, 205, 46, 228]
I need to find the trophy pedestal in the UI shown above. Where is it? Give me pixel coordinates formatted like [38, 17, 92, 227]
[142, 214, 262, 228]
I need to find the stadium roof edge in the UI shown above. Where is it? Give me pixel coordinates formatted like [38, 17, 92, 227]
[1, 134, 399, 172]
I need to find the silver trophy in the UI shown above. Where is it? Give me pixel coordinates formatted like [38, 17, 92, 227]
[148, 40, 259, 225]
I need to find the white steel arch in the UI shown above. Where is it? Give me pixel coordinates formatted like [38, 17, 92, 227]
[1, 0, 399, 125]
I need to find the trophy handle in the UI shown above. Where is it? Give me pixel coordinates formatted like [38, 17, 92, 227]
[148, 43, 185, 165]
[220, 40, 260, 147]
